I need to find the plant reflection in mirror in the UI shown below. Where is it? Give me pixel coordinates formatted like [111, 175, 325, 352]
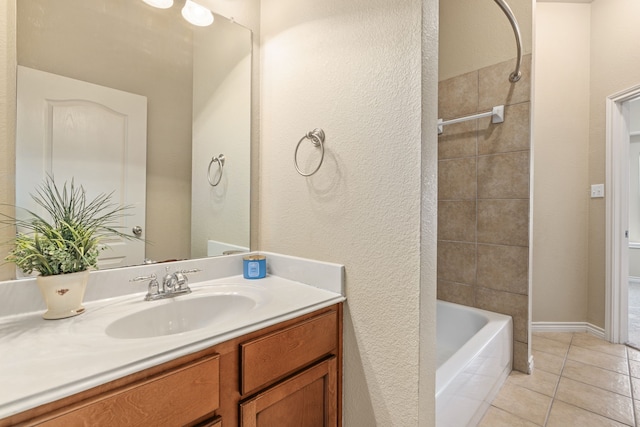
[1, 176, 138, 276]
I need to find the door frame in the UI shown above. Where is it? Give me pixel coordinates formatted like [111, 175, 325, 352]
[606, 84, 640, 343]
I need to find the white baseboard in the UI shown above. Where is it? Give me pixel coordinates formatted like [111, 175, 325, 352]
[531, 322, 605, 340]
[630, 276, 640, 285]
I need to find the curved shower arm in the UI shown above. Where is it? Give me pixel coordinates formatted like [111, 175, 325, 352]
[493, 0, 522, 83]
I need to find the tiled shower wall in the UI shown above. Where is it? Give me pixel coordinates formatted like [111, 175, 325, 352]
[437, 55, 532, 373]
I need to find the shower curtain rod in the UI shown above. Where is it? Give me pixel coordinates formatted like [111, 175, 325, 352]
[493, 0, 522, 83]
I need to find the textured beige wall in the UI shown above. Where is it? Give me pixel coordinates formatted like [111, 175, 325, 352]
[439, 0, 533, 81]
[0, 0, 16, 280]
[260, 0, 433, 424]
[532, 3, 590, 323]
[588, 0, 640, 328]
[420, 0, 439, 423]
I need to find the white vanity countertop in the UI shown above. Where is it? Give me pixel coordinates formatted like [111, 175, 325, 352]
[0, 253, 345, 420]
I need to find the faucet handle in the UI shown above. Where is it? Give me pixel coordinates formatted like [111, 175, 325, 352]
[174, 268, 200, 290]
[130, 274, 160, 300]
[130, 273, 157, 282]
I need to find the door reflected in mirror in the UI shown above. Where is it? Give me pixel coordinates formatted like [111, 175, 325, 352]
[16, 0, 252, 270]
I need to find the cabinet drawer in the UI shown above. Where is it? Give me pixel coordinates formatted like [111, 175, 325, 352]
[241, 310, 337, 395]
[35, 354, 220, 426]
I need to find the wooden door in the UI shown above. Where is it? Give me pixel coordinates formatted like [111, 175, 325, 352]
[240, 357, 337, 427]
[16, 66, 147, 269]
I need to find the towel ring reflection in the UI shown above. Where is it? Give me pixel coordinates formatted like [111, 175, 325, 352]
[207, 154, 225, 186]
[294, 128, 325, 177]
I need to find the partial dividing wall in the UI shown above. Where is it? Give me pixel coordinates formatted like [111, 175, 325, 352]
[260, 0, 431, 425]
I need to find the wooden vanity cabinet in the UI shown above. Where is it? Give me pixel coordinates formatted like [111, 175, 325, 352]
[3, 303, 342, 427]
[239, 357, 338, 427]
[11, 354, 222, 427]
[238, 309, 340, 427]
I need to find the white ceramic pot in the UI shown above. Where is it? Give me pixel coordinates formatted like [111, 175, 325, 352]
[36, 270, 90, 320]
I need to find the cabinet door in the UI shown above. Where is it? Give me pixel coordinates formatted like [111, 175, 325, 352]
[240, 357, 337, 427]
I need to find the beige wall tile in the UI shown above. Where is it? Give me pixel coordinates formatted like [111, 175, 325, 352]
[476, 287, 528, 343]
[567, 346, 629, 375]
[547, 400, 629, 427]
[513, 340, 530, 373]
[438, 200, 476, 243]
[436, 280, 474, 306]
[555, 377, 634, 425]
[438, 157, 476, 200]
[438, 119, 477, 160]
[478, 151, 530, 199]
[477, 244, 528, 294]
[478, 199, 529, 246]
[491, 383, 552, 425]
[562, 359, 631, 397]
[438, 70, 478, 119]
[437, 58, 532, 376]
[479, 406, 540, 427]
[478, 102, 530, 155]
[437, 241, 476, 285]
[478, 54, 532, 110]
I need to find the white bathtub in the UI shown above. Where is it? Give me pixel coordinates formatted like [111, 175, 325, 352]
[436, 300, 513, 427]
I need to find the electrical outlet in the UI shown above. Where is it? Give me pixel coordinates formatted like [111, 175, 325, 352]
[591, 184, 605, 198]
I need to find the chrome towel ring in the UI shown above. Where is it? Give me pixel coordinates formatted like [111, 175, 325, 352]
[207, 154, 225, 186]
[294, 128, 325, 177]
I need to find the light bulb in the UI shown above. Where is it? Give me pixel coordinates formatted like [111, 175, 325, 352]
[141, 0, 174, 9]
[181, 0, 214, 27]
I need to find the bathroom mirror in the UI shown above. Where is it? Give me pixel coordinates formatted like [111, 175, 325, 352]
[15, 0, 252, 269]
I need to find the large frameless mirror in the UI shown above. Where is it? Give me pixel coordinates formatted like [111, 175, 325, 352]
[15, 0, 252, 271]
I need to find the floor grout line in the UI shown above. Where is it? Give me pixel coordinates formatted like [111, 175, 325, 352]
[486, 332, 640, 427]
[628, 346, 638, 427]
[540, 332, 572, 426]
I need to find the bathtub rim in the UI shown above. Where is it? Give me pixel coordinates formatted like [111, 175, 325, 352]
[436, 299, 513, 398]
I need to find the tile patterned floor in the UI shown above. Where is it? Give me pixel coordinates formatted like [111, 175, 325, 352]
[479, 332, 640, 426]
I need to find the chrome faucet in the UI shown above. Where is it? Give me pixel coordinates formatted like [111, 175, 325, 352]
[131, 268, 200, 301]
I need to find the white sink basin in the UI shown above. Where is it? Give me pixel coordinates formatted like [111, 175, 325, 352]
[105, 293, 258, 339]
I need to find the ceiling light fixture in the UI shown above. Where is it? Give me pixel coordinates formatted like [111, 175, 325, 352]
[141, 0, 214, 27]
[181, 0, 214, 27]
[141, 0, 174, 9]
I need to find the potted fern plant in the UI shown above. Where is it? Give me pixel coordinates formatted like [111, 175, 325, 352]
[2, 176, 136, 319]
